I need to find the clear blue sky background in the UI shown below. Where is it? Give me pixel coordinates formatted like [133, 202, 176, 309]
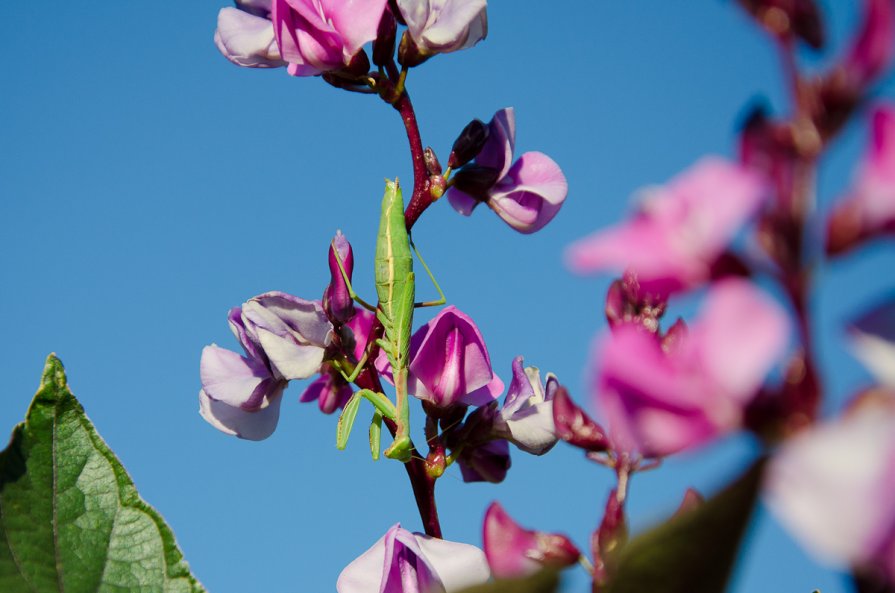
[2, 2, 894, 592]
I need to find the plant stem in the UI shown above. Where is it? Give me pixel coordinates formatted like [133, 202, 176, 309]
[391, 90, 432, 230]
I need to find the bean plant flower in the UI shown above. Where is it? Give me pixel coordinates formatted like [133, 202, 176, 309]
[199, 291, 333, 440]
[447, 108, 568, 234]
[827, 104, 895, 255]
[482, 502, 580, 578]
[566, 157, 767, 296]
[492, 356, 560, 455]
[766, 393, 895, 582]
[595, 279, 788, 456]
[337, 524, 490, 593]
[377, 305, 504, 408]
[849, 296, 895, 387]
[272, 0, 388, 76]
[396, 0, 488, 58]
[214, 0, 286, 68]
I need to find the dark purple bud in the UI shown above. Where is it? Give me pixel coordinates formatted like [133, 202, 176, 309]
[458, 440, 511, 483]
[343, 49, 371, 78]
[373, 8, 397, 66]
[388, 0, 406, 25]
[424, 147, 443, 176]
[324, 231, 355, 324]
[451, 164, 502, 200]
[398, 30, 429, 68]
[737, 0, 825, 49]
[448, 119, 490, 169]
[552, 387, 611, 452]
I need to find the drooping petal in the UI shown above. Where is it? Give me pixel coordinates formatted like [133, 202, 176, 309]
[215, 7, 286, 68]
[199, 344, 273, 409]
[476, 108, 515, 180]
[199, 385, 285, 440]
[397, 0, 487, 55]
[488, 151, 567, 234]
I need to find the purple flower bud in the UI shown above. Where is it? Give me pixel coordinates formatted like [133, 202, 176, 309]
[337, 524, 490, 593]
[406, 305, 504, 408]
[458, 439, 511, 483]
[373, 8, 398, 66]
[493, 356, 559, 455]
[324, 231, 356, 324]
[483, 502, 580, 579]
[551, 386, 611, 453]
[299, 372, 353, 414]
[449, 119, 489, 169]
[447, 108, 568, 234]
[451, 165, 502, 200]
[272, 0, 388, 76]
[199, 291, 333, 440]
[214, 2, 286, 68]
[395, 0, 488, 59]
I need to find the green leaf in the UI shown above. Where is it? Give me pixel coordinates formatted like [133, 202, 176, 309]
[456, 570, 560, 593]
[337, 391, 362, 450]
[0, 354, 206, 593]
[604, 458, 766, 593]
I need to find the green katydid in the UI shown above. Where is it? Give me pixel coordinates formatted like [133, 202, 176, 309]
[333, 178, 445, 462]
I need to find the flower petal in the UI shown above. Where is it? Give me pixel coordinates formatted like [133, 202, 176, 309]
[199, 344, 272, 409]
[214, 7, 286, 68]
[199, 386, 285, 440]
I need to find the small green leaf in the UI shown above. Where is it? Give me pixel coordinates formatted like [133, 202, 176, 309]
[337, 392, 362, 450]
[0, 354, 206, 593]
[456, 570, 560, 593]
[604, 458, 766, 593]
[369, 411, 383, 461]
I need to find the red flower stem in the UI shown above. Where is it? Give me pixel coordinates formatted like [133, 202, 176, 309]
[391, 90, 432, 230]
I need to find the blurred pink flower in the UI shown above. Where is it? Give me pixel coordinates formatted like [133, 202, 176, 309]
[766, 394, 895, 581]
[842, 0, 895, 90]
[595, 279, 788, 457]
[566, 158, 767, 296]
[827, 104, 895, 255]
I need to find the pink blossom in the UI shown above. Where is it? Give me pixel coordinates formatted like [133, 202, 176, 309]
[447, 108, 567, 234]
[595, 279, 788, 457]
[827, 104, 895, 255]
[566, 158, 768, 296]
[272, 0, 388, 76]
[766, 394, 895, 580]
[482, 502, 580, 579]
[396, 0, 488, 57]
[337, 524, 490, 593]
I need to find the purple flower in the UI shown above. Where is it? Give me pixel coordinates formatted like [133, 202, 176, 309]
[396, 0, 487, 57]
[492, 357, 559, 455]
[595, 279, 788, 457]
[272, 0, 388, 76]
[199, 291, 333, 440]
[566, 158, 768, 297]
[827, 104, 895, 255]
[765, 394, 895, 581]
[377, 305, 504, 407]
[214, 0, 287, 68]
[447, 108, 568, 234]
[458, 439, 511, 483]
[324, 230, 356, 323]
[337, 524, 490, 593]
[483, 502, 580, 579]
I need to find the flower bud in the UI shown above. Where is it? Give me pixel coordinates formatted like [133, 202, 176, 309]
[398, 30, 429, 68]
[450, 164, 502, 200]
[324, 231, 355, 324]
[458, 440, 511, 484]
[449, 119, 490, 169]
[372, 8, 398, 66]
[551, 386, 611, 452]
[342, 50, 371, 78]
[424, 146, 443, 176]
[483, 502, 580, 579]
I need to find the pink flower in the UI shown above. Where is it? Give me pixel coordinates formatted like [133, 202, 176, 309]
[766, 394, 895, 581]
[337, 524, 490, 593]
[272, 0, 388, 76]
[377, 306, 504, 408]
[396, 0, 488, 57]
[827, 104, 895, 255]
[214, 1, 286, 68]
[566, 158, 768, 296]
[595, 279, 788, 457]
[447, 108, 568, 234]
[482, 502, 580, 579]
[842, 0, 895, 91]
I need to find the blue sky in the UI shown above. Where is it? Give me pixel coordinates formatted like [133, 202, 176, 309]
[2, 2, 894, 592]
